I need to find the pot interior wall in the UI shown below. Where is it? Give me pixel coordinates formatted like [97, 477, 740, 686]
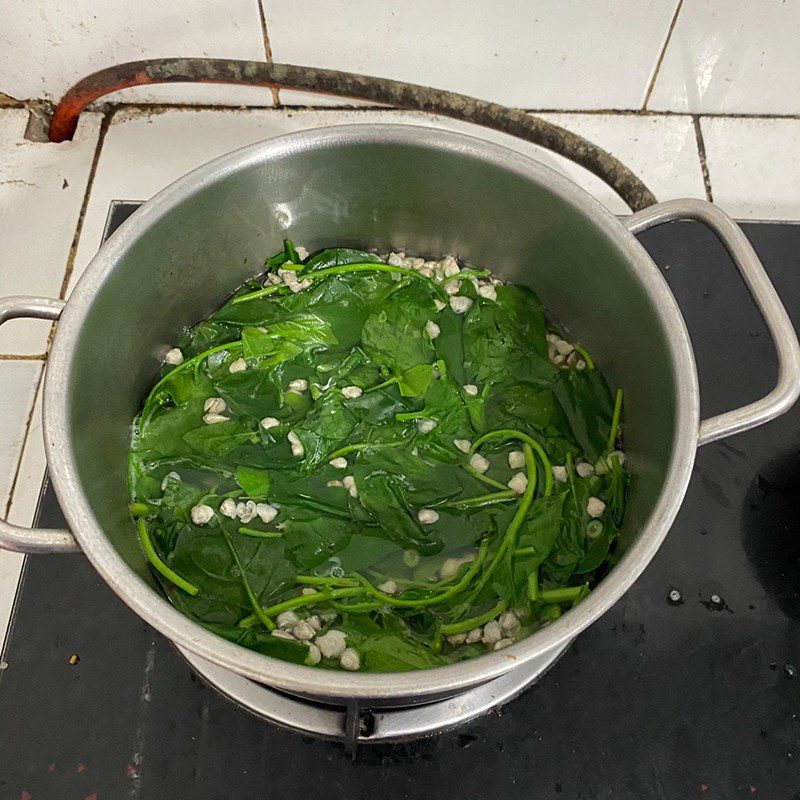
[64, 130, 682, 600]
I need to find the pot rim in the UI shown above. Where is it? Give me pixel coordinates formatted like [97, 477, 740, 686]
[44, 124, 700, 701]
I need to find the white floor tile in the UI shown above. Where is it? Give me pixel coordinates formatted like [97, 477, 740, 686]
[0, 109, 102, 355]
[648, 0, 800, 114]
[6, 374, 46, 529]
[0, 0, 273, 107]
[0, 378, 46, 651]
[0, 548, 24, 652]
[264, 0, 677, 110]
[700, 117, 800, 221]
[70, 107, 706, 293]
[0, 361, 42, 508]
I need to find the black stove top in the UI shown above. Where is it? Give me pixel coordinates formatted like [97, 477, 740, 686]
[2, 204, 800, 799]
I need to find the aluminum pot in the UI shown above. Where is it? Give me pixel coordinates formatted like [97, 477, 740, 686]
[1, 125, 799, 707]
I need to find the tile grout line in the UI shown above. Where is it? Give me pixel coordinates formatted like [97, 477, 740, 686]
[642, 0, 684, 111]
[75, 100, 800, 121]
[56, 111, 112, 302]
[0, 355, 47, 361]
[3, 363, 45, 519]
[256, 1, 281, 106]
[692, 116, 714, 203]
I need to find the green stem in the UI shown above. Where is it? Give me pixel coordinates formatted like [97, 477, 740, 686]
[565, 452, 581, 516]
[259, 587, 362, 615]
[296, 575, 359, 587]
[527, 566, 540, 600]
[442, 490, 517, 508]
[221, 528, 275, 630]
[237, 527, 283, 538]
[440, 600, 507, 636]
[136, 518, 199, 596]
[354, 539, 488, 608]
[366, 565, 467, 590]
[282, 497, 351, 519]
[232, 262, 448, 304]
[130, 502, 154, 517]
[440, 268, 489, 285]
[465, 444, 537, 604]
[464, 465, 511, 492]
[395, 408, 430, 422]
[331, 600, 384, 613]
[363, 375, 399, 394]
[326, 440, 404, 461]
[238, 587, 363, 628]
[540, 585, 587, 604]
[607, 388, 624, 451]
[284, 238, 299, 264]
[468, 429, 553, 497]
[572, 344, 595, 369]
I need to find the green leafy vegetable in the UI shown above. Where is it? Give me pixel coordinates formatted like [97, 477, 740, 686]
[235, 466, 271, 499]
[128, 242, 628, 673]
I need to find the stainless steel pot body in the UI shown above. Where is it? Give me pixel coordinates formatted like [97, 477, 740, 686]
[2, 125, 798, 706]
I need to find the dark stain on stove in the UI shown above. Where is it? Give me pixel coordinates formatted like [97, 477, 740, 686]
[62, 178, 68, 189]
[457, 733, 477, 748]
[720, 439, 747, 459]
[696, 467, 732, 508]
[741, 450, 800, 619]
[632, 622, 646, 645]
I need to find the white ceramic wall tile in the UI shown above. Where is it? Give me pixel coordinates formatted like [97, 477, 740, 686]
[264, 0, 677, 110]
[69, 107, 705, 292]
[0, 109, 102, 355]
[537, 112, 705, 211]
[648, 0, 800, 114]
[0, 361, 42, 508]
[0, 0, 274, 107]
[700, 117, 800, 221]
[0, 380, 46, 652]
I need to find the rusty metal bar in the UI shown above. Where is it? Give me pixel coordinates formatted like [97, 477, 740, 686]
[48, 58, 657, 211]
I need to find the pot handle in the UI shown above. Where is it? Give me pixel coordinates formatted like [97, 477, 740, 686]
[623, 199, 800, 446]
[0, 296, 80, 553]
